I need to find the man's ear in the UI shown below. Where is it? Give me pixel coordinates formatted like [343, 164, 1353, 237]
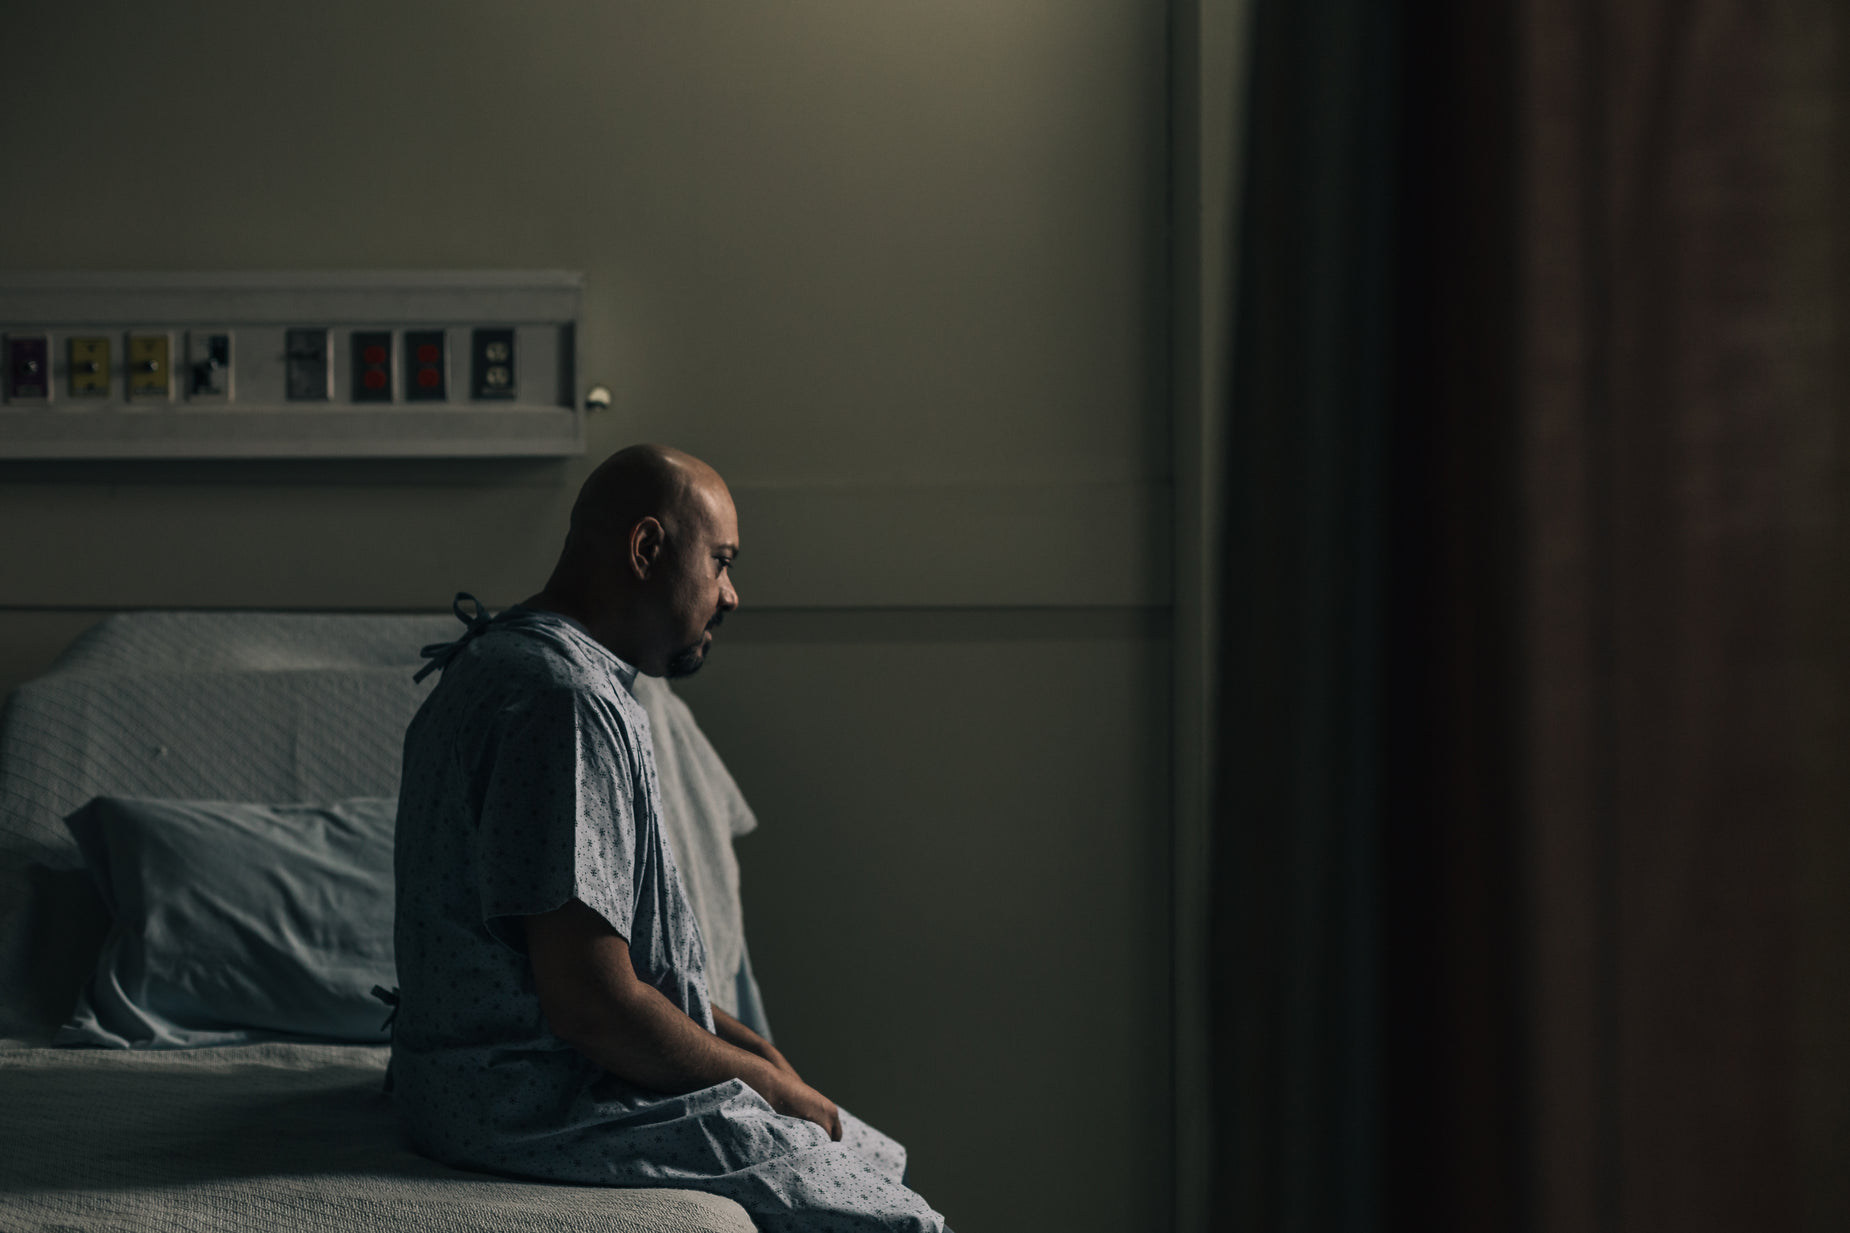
[628, 517, 665, 580]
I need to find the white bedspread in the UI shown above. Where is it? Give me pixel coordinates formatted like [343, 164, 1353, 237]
[0, 1040, 756, 1233]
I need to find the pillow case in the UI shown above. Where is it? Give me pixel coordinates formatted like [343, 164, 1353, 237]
[57, 797, 397, 1049]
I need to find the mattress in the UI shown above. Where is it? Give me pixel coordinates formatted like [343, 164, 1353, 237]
[0, 1039, 756, 1233]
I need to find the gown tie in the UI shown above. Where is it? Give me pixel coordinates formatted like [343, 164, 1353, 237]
[370, 985, 400, 1094]
[414, 592, 496, 682]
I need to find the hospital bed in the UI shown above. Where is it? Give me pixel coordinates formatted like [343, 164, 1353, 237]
[0, 611, 767, 1233]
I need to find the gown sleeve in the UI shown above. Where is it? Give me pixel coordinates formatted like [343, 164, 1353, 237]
[472, 685, 640, 952]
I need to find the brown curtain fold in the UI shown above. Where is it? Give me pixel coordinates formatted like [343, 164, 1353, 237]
[1517, 3, 1849, 1231]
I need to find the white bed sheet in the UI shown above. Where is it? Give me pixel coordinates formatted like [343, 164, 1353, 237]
[0, 1039, 755, 1233]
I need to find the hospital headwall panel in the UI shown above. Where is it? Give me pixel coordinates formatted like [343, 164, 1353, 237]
[0, 3, 1171, 1231]
[0, 271, 582, 459]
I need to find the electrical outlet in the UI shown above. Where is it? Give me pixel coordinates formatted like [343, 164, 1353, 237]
[127, 333, 173, 400]
[186, 330, 234, 401]
[4, 334, 50, 402]
[351, 330, 393, 403]
[68, 336, 110, 398]
[470, 327, 516, 400]
[405, 330, 447, 401]
[285, 328, 331, 401]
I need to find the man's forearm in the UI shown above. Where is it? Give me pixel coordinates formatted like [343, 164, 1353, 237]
[560, 982, 838, 1138]
[711, 1006, 797, 1076]
[561, 979, 786, 1100]
[525, 898, 841, 1138]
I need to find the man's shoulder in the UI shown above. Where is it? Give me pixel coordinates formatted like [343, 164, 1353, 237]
[450, 624, 647, 732]
[464, 623, 593, 686]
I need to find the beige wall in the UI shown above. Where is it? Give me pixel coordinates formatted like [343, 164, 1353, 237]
[0, 3, 1172, 1229]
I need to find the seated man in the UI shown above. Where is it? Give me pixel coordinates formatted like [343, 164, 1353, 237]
[390, 444, 950, 1233]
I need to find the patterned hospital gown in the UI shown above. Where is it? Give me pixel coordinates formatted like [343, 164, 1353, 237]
[391, 608, 949, 1233]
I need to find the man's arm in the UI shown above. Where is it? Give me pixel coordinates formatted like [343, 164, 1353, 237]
[711, 1005, 800, 1080]
[525, 897, 841, 1140]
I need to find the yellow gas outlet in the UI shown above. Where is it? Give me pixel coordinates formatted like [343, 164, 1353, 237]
[68, 337, 110, 397]
[127, 333, 171, 399]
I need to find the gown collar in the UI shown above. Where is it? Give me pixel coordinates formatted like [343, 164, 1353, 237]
[416, 593, 641, 692]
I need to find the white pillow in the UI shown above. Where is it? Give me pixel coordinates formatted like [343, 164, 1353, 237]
[58, 797, 397, 1049]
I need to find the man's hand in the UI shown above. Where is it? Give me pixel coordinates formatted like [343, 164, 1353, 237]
[526, 899, 842, 1140]
[711, 1010, 836, 1138]
[766, 1072, 841, 1141]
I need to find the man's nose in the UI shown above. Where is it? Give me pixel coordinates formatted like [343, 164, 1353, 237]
[720, 577, 739, 612]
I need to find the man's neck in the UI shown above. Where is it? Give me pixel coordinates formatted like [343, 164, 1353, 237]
[522, 587, 653, 674]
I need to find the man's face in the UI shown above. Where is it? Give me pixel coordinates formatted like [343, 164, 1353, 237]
[657, 481, 740, 678]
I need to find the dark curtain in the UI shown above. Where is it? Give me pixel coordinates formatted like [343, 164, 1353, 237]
[1209, 1, 1849, 1231]
[1514, 3, 1848, 1230]
[1209, 2, 1400, 1230]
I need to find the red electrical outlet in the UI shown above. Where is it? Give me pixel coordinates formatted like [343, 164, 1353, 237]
[351, 331, 393, 402]
[404, 330, 447, 402]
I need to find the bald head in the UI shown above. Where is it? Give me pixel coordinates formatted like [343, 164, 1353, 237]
[565, 443, 723, 561]
[529, 444, 741, 678]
